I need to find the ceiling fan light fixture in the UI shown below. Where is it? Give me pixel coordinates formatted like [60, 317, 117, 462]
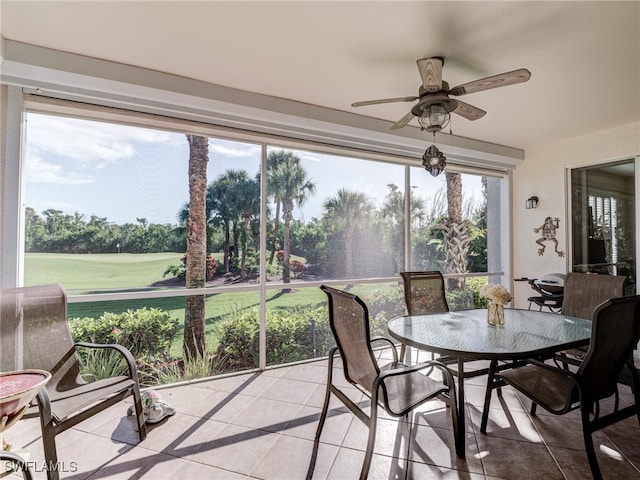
[422, 143, 447, 177]
[417, 103, 451, 133]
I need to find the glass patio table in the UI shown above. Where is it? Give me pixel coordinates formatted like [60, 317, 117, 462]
[387, 308, 592, 456]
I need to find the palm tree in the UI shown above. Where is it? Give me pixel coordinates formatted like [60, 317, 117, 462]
[381, 184, 425, 272]
[183, 134, 208, 360]
[230, 172, 260, 278]
[266, 150, 299, 265]
[269, 157, 316, 284]
[207, 170, 244, 273]
[440, 171, 472, 290]
[323, 189, 374, 278]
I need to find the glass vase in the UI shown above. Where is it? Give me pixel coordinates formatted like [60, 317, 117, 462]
[487, 302, 505, 327]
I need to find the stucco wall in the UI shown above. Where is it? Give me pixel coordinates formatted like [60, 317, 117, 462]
[0, 84, 6, 282]
[512, 121, 640, 308]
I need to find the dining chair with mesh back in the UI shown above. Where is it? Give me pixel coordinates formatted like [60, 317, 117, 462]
[481, 294, 640, 480]
[0, 284, 146, 480]
[313, 285, 461, 479]
[556, 272, 627, 367]
[398, 271, 449, 363]
[561, 272, 627, 320]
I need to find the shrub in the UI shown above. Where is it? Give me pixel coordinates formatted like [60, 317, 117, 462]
[70, 307, 179, 359]
[290, 260, 306, 278]
[163, 254, 218, 281]
[146, 350, 229, 385]
[76, 347, 129, 381]
[275, 251, 306, 278]
[362, 286, 406, 335]
[216, 306, 331, 371]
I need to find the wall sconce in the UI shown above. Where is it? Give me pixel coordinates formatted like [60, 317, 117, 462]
[526, 196, 539, 209]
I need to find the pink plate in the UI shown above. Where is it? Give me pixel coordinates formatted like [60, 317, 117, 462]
[0, 370, 51, 427]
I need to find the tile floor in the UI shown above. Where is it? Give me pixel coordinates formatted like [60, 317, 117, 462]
[4, 352, 640, 480]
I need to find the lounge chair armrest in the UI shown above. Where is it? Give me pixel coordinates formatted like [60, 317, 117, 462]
[74, 342, 139, 379]
[370, 336, 399, 364]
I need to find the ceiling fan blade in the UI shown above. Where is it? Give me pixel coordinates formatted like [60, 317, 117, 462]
[351, 96, 418, 107]
[449, 68, 531, 96]
[452, 100, 487, 121]
[416, 57, 443, 93]
[390, 111, 416, 130]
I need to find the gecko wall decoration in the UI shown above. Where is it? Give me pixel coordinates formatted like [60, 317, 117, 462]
[534, 217, 565, 257]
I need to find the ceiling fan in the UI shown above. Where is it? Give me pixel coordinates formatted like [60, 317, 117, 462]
[351, 57, 531, 132]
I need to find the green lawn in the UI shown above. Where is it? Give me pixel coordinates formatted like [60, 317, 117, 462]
[27, 252, 399, 358]
[25, 252, 184, 292]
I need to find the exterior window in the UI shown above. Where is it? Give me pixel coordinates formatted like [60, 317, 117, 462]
[19, 108, 508, 382]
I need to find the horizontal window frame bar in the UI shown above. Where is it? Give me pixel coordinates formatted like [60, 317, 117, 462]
[67, 272, 504, 304]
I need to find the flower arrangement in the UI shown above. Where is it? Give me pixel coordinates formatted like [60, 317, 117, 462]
[480, 284, 512, 305]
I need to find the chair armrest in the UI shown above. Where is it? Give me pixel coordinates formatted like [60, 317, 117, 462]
[521, 357, 579, 381]
[370, 336, 398, 364]
[378, 359, 455, 385]
[75, 342, 139, 379]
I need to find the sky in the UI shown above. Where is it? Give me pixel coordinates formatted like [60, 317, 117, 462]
[24, 112, 483, 226]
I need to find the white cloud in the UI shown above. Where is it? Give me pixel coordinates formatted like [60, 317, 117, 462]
[25, 155, 95, 184]
[300, 153, 321, 162]
[209, 140, 261, 158]
[26, 113, 182, 168]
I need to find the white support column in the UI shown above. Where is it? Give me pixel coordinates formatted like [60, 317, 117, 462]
[259, 144, 268, 370]
[1, 85, 25, 288]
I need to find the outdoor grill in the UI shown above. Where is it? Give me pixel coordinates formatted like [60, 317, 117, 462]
[528, 273, 565, 311]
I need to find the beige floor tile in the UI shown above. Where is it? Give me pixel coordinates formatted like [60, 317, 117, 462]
[409, 425, 483, 474]
[250, 434, 337, 480]
[3, 359, 639, 480]
[281, 362, 328, 384]
[258, 377, 320, 404]
[327, 447, 407, 480]
[472, 409, 543, 443]
[187, 423, 279, 474]
[281, 404, 352, 446]
[139, 414, 227, 457]
[406, 460, 486, 479]
[228, 397, 304, 433]
[341, 416, 410, 460]
[476, 435, 563, 480]
[551, 443, 640, 480]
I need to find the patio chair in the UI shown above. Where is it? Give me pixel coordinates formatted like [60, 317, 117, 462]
[481, 295, 640, 480]
[556, 272, 626, 367]
[561, 272, 626, 320]
[399, 271, 490, 379]
[398, 271, 449, 363]
[0, 284, 146, 480]
[313, 285, 461, 480]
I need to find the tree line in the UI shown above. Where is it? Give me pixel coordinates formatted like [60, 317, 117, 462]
[25, 151, 488, 282]
[24, 208, 184, 254]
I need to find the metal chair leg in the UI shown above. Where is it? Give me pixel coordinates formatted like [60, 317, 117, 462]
[581, 405, 603, 480]
[315, 348, 337, 440]
[360, 398, 378, 480]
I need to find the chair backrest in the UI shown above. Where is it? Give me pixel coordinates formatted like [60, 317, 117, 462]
[1, 284, 83, 395]
[561, 272, 626, 320]
[320, 285, 379, 391]
[399, 271, 449, 315]
[578, 295, 640, 400]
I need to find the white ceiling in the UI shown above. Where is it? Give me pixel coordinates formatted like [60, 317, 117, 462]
[1, 1, 638, 151]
